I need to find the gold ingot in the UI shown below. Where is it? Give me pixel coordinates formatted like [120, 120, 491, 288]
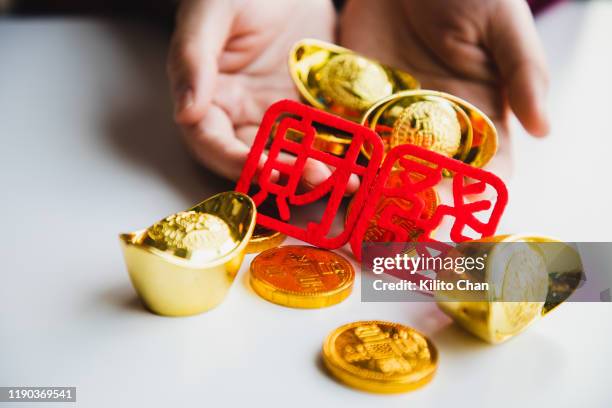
[245, 225, 287, 254]
[249, 246, 354, 308]
[289, 39, 419, 122]
[362, 90, 497, 169]
[119, 192, 256, 316]
[436, 235, 584, 344]
[322, 321, 438, 393]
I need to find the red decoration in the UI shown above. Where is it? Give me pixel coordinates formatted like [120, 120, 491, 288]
[235, 100, 508, 258]
[235, 100, 383, 249]
[350, 144, 508, 260]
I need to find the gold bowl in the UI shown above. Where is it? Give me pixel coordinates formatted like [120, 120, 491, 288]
[119, 192, 256, 316]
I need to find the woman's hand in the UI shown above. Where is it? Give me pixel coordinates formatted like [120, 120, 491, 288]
[340, 0, 550, 174]
[168, 0, 341, 187]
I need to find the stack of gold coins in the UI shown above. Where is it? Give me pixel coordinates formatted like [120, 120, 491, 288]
[249, 245, 354, 308]
[322, 321, 438, 393]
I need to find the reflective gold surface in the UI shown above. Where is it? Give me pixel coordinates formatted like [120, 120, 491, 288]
[362, 90, 496, 168]
[245, 224, 287, 254]
[322, 321, 438, 393]
[289, 39, 419, 122]
[249, 246, 354, 308]
[436, 235, 584, 344]
[119, 192, 256, 316]
[390, 100, 462, 158]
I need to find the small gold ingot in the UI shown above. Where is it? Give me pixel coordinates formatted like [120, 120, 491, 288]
[436, 235, 584, 344]
[362, 90, 496, 169]
[246, 225, 287, 254]
[119, 192, 256, 316]
[289, 39, 419, 122]
[322, 321, 438, 393]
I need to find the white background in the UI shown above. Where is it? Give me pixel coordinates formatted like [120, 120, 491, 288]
[1, 2, 611, 407]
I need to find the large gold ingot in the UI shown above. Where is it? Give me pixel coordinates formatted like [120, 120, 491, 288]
[119, 192, 256, 316]
[289, 39, 419, 122]
[362, 90, 497, 169]
[436, 235, 584, 344]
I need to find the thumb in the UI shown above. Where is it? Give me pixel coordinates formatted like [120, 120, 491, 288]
[487, 0, 550, 137]
[167, 0, 234, 125]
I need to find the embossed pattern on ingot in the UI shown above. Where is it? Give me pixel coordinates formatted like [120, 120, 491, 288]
[249, 245, 354, 308]
[390, 100, 462, 158]
[144, 211, 236, 262]
[322, 321, 438, 393]
[318, 54, 393, 112]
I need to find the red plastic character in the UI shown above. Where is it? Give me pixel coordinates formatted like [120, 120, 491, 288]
[235, 100, 508, 258]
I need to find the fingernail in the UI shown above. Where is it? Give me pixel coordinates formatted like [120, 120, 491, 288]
[174, 85, 194, 116]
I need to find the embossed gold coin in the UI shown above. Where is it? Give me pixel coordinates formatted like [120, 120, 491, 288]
[322, 321, 438, 393]
[246, 225, 287, 254]
[249, 245, 354, 308]
[390, 100, 462, 158]
[289, 39, 419, 122]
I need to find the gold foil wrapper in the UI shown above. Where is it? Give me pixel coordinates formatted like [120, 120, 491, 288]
[322, 321, 437, 393]
[361, 90, 497, 169]
[436, 235, 584, 344]
[119, 192, 256, 316]
[289, 39, 419, 123]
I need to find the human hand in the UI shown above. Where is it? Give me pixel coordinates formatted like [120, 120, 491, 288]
[168, 0, 360, 190]
[340, 0, 550, 173]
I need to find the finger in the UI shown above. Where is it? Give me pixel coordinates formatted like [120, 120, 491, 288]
[487, 0, 550, 137]
[168, 0, 234, 125]
[181, 104, 251, 181]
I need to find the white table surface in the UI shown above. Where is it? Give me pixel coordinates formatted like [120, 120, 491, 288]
[1, 2, 611, 407]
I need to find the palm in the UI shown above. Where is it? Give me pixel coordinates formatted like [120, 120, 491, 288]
[212, 0, 335, 146]
[340, 0, 512, 175]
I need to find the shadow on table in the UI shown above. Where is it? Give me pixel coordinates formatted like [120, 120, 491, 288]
[97, 282, 150, 316]
[100, 21, 233, 206]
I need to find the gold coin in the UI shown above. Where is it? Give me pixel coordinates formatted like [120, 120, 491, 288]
[249, 245, 354, 308]
[143, 211, 236, 263]
[246, 225, 287, 254]
[318, 54, 393, 112]
[322, 321, 438, 393]
[390, 100, 461, 158]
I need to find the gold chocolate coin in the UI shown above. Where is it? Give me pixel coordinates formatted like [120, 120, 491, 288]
[322, 321, 438, 393]
[246, 225, 287, 254]
[249, 245, 354, 308]
[390, 100, 462, 158]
